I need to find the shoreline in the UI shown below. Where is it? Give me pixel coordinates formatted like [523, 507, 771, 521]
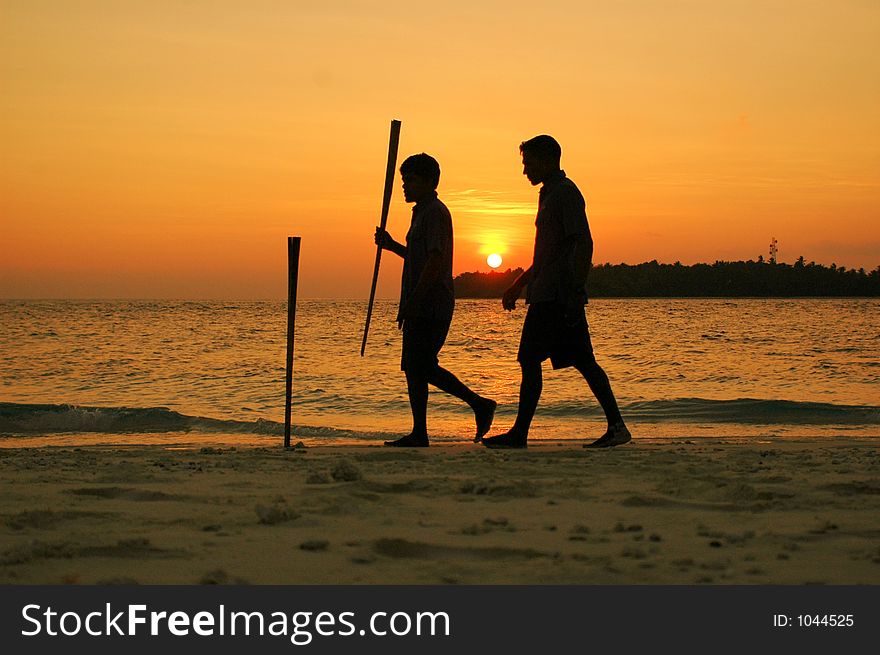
[2, 431, 879, 449]
[2, 437, 878, 584]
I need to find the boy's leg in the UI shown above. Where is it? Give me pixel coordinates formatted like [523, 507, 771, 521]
[387, 317, 436, 447]
[483, 359, 541, 448]
[575, 357, 630, 448]
[485, 304, 548, 449]
[428, 366, 479, 405]
[574, 358, 622, 428]
[406, 370, 429, 438]
[384, 370, 429, 447]
[428, 366, 497, 441]
[511, 359, 543, 436]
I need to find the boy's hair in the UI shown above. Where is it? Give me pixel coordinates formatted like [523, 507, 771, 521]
[519, 135, 562, 164]
[400, 153, 441, 189]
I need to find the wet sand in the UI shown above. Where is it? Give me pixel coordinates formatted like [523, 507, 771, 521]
[1, 436, 878, 584]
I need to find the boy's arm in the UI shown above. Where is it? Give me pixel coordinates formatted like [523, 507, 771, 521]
[502, 266, 533, 311]
[568, 231, 593, 293]
[375, 228, 407, 259]
[561, 231, 592, 324]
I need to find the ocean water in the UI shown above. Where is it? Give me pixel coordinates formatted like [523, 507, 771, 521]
[1, 299, 878, 445]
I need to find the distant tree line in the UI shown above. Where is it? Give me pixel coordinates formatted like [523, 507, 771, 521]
[454, 269, 525, 298]
[454, 259, 880, 298]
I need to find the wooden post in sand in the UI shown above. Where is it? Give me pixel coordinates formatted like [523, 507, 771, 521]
[284, 236, 301, 448]
[361, 119, 402, 356]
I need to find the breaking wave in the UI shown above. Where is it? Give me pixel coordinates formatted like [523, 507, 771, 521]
[1, 398, 878, 439]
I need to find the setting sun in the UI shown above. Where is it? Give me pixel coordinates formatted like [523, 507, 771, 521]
[487, 253, 503, 269]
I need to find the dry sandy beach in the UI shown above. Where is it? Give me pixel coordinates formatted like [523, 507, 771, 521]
[1, 436, 878, 585]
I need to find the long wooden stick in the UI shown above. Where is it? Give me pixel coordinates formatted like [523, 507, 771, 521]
[284, 236, 301, 448]
[361, 119, 401, 356]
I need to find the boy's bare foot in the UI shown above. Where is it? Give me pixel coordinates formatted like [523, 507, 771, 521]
[482, 431, 527, 449]
[583, 421, 631, 448]
[473, 398, 498, 443]
[384, 433, 429, 447]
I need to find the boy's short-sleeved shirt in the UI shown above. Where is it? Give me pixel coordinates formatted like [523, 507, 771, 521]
[399, 192, 455, 322]
[526, 171, 591, 304]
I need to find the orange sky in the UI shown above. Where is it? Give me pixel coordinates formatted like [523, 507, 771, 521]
[2, 0, 878, 299]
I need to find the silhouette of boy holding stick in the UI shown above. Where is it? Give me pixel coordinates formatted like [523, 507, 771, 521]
[375, 153, 496, 447]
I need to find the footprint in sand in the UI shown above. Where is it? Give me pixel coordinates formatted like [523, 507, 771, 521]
[372, 537, 550, 561]
[66, 487, 184, 501]
[255, 499, 300, 525]
[200, 569, 250, 585]
[5, 509, 111, 530]
[300, 539, 330, 552]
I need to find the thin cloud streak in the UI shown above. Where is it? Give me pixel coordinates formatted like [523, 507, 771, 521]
[445, 189, 536, 217]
